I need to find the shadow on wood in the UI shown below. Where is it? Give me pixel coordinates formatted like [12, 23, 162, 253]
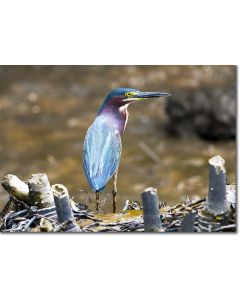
[141, 187, 162, 232]
[52, 184, 81, 232]
[180, 212, 196, 232]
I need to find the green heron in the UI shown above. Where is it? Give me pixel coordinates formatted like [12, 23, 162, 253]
[83, 88, 171, 212]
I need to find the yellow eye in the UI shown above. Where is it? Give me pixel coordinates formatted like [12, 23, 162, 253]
[125, 92, 135, 97]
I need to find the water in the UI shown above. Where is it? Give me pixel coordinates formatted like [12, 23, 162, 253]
[0, 66, 236, 212]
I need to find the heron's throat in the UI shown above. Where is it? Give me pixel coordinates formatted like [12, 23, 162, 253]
[119, 104, 129, 133]
[100, 104, 130, 134]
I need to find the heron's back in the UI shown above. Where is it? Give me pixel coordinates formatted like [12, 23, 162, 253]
[83, 116, 122, 192]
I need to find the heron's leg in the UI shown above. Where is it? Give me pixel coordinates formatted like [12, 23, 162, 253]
[112, 172, 118, 213]
[96, 191, 100, 212]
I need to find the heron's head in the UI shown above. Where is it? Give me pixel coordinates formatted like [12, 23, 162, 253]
[98, 88, 172, 113]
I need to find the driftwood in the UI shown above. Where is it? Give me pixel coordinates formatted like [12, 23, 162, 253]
[0, 191, 236, 233]
[52, 184, 81, 232]
[28, 174, 54, 208]
[180, 212, 196, 232]
[2, 173, 54, 209]
[0, 154, 236, 233]
[2, 174, 29, 202]
[226, 184, 236, 209]
[79, 192, 236, 233]
[141, 187, 162, 232]
[0, 171, 97, 232]
[206, 155, 229, 215]
[198, 155, 232, 232]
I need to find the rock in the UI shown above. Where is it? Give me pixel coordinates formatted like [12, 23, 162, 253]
[30, 227, 41, 233]
[40, 218, 54, 232]
[165, 86, 236, 140]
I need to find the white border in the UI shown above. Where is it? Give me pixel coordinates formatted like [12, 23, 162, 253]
[0, 1, 239, 300]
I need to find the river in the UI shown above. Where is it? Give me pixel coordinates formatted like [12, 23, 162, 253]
[0, 66, 236, 212]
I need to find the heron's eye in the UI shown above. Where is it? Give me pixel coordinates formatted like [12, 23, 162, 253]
[125, 92, 135, 97]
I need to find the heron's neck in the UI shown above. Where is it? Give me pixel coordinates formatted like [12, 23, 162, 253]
[99, 104, 129, 134]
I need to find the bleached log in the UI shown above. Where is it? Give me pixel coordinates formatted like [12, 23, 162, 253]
[2, 173, 55, 209]
[2, 174, 29, 202]
[207, 155, 229, 215]
[28, 173, 55, 208]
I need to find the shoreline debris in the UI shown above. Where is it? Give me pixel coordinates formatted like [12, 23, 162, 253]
[0, 155, 236, 233]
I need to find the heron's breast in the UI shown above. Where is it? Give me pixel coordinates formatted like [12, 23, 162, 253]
[99, 105, 129, 134]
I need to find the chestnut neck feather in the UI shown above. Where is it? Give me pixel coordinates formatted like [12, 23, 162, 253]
[98, 96, 129, 134]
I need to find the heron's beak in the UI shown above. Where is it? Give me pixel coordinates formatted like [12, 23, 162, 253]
[123, 91, 172, 103]
[133, 91, 172, 101]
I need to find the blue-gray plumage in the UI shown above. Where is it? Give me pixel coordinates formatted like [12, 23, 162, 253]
[83, 115, 122, 192]
[82, 88, 171, 212]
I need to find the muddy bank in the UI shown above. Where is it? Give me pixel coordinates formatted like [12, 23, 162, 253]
[0, 185, 236, 233]
[0, 161, 236, 233]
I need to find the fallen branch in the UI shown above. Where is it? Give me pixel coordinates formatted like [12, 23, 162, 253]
[2, 174, 29, 202]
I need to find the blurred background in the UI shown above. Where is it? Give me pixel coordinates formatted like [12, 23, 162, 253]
[0, 66, 236, 212]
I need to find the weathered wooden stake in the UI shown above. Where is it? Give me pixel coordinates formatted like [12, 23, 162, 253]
[180, 212, 196, 232]
[206, 155, 229, 215]
[141, 187, 161, 232]
[226, 184, 236, 209]
[52, 184, 81, 232]
[198, 155, 230, 232]
[28, 174, 55, 208]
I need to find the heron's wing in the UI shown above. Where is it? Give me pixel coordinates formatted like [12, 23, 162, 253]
[83, 116, 122, 192]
